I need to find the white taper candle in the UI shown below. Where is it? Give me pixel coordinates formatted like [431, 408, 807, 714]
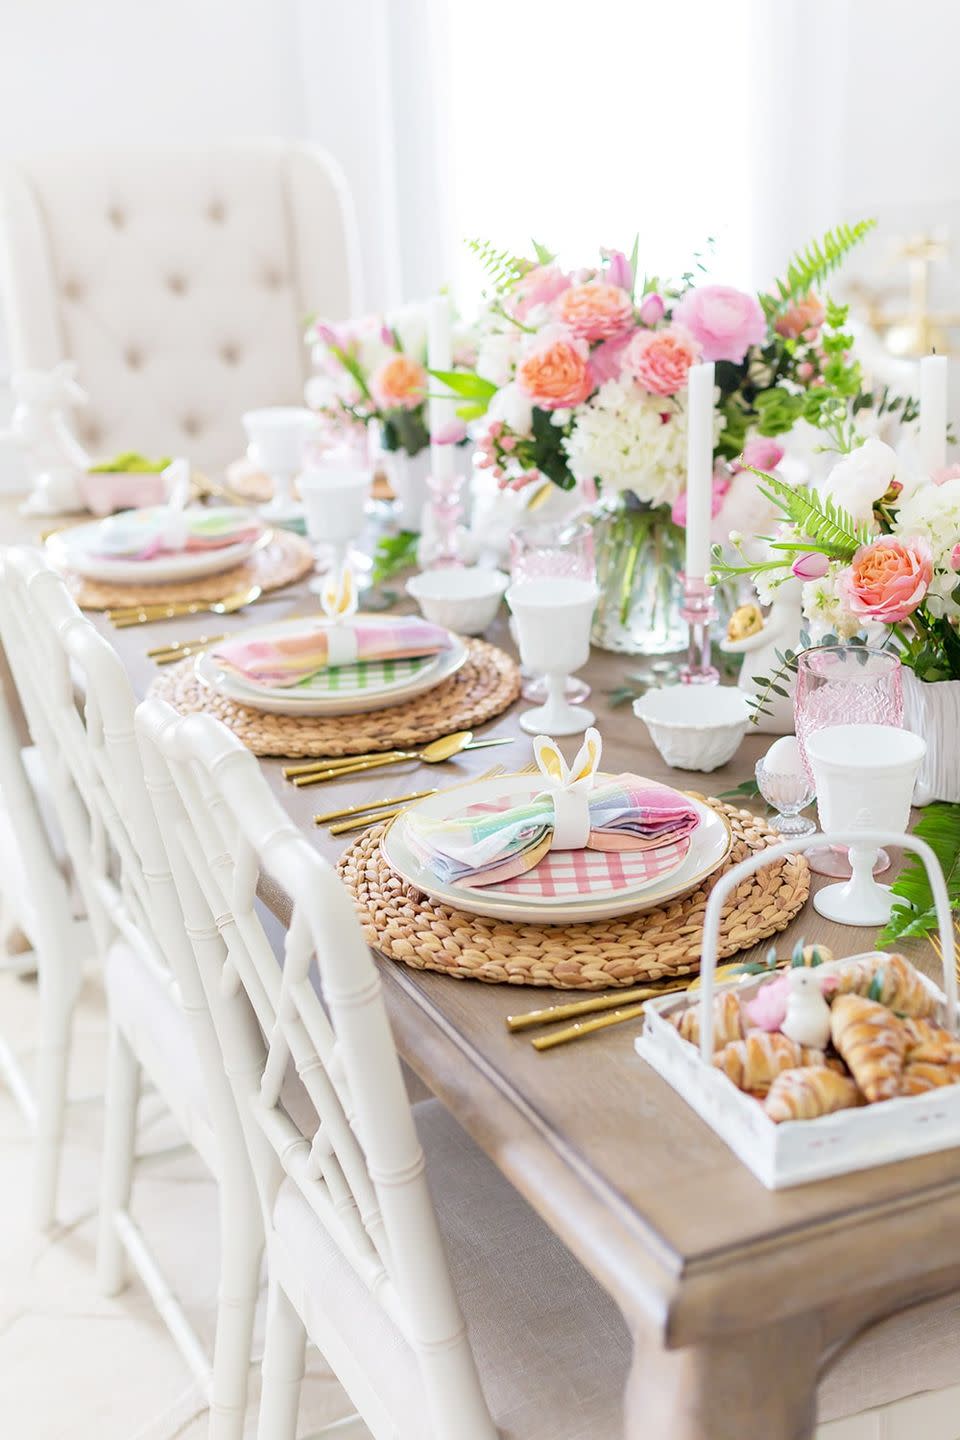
[428, 294, 455, 482]
[684, 361, 715, 580]
[919, 353, 948, 475]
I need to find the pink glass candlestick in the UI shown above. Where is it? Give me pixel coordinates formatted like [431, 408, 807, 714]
[425, 465, 467, 569]
[679, 575, 719, 685]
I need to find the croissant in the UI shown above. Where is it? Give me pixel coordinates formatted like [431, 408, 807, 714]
[671, 990, 744, 1051]
[712, 1032, 829, 1094]
[765, 1066, 863, 1123]
[901, 1016, 960, 1065]
[830, 995, 907, 1102]
[831, 952, 936, 1018]
[899, 1060, 960, 1096]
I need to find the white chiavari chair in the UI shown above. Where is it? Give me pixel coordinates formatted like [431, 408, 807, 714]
[0, 548, 262, 1440]
[0, 656, 89, 1228]
[138, 696, 633, 1440]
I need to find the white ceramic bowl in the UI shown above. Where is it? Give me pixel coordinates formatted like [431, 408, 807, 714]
[405, 567, 508, 636]
[632, 686, 750, 772]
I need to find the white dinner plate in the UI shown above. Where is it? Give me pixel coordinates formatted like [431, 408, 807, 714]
[381, 774, 732, 924]
[195, 615, 468, 716]
[46, 507, 269, 583]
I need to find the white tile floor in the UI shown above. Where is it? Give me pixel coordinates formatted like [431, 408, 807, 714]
[0, 959, 370, 1440]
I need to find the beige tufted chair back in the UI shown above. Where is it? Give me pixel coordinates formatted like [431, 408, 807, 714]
[0, 143, 361, 476]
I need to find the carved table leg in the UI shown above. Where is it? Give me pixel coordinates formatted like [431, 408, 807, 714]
[625, 1314, 822, 1440]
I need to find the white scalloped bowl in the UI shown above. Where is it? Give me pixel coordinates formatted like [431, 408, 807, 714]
[633, 686, 750, 772]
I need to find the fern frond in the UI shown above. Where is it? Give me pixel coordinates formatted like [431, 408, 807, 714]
[762, 219, 877, 314]
[465, 237, 530, 293]
[878, 802, 960, 946]
[745, 468, 873, 560]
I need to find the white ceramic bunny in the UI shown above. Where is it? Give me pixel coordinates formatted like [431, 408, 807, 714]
[720, 577, 805, 734]
[780, 967, 832, 1051]
[5, 362, 91, 514]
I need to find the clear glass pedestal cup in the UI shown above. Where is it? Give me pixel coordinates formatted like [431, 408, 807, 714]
[794, 645, 904, 877]
[508, 519, 596, 704]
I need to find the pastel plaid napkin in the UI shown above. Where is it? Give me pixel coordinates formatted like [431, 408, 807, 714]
[404, 774, 701, 888]
[93, 507, 261, 560]
[213, 618, 451, 689]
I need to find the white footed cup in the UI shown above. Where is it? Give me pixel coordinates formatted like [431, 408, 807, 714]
[242, 406, 315, 518]
[298, 465, 372, 590]
[806, 723, 926, 926]
[506, 577, 598, 736]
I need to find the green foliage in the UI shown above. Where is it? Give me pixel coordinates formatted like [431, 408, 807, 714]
[465, 237, 529, 292]
[717, 777, 762, 801]
[751, 471, 873, 559]
[380, 408, 430, 457]
[371, 530, 420, 585]
[531, 239, 556, 266]
[429, 369, 497, 400]
[878, 802, 960, 946]
[761, 220, 877, 315]
[530, 407, 576, 490]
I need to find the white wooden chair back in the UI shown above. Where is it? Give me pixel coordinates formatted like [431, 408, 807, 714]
[136, 698, 496, 1439]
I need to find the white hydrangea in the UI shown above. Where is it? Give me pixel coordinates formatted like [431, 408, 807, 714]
[564, 381, 697, 505]
[475, 329, 523, 387]
[893, 476, 960, 618]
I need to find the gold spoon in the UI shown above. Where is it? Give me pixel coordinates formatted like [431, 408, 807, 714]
[109, 585, 263, 626]
[289, 732, 514, 786]
[284, 733, 513, 778]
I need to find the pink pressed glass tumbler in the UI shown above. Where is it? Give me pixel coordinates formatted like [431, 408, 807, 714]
[794, 645, 904, 876]
[509, 519, 596, 704]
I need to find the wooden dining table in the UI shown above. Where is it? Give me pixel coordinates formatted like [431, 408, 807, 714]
[6, 501, 960, 1440]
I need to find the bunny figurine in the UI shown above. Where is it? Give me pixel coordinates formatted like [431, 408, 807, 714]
[780, 967, 832, 1051]
[5, 362, 91, 514]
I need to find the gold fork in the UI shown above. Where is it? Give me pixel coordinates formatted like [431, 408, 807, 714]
[109, 585, 263, 626]
[148, 634, 226, 665]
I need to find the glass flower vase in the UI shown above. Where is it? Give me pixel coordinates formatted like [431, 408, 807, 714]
[590, 497, 687, 655]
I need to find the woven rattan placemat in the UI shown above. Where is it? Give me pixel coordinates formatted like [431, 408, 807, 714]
[337, 798, 810, 988]
[65, 529, 314, 610]
[148, 638, 522, 758]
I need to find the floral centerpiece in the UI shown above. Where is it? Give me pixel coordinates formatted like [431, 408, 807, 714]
[439, 226, 882, 653]
[710, 436, 960, 801]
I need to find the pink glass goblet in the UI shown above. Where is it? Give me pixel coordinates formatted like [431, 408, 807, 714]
[509, 519, 596, 703]
[794, 645, 904, 877]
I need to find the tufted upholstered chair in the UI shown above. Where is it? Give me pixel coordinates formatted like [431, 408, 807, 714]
[0, 143, 361, 476]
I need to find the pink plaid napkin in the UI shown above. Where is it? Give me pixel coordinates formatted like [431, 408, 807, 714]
[404, 773, 701, 888]
[212, 618, 451, 689]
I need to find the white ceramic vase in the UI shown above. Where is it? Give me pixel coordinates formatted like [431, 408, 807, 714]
[902, 669, 960, 804]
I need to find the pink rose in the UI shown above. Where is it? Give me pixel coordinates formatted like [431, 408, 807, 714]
[775, 292, 826, 340]
[792, 551, 830, 581]
[516, 326, 593, 409]
[672, 284, 767, 364]
[510, 264, 571, 322]
[837, 536, 933, 625]
[950, 543, 960, 573]
[733, 435, 785, 473]
[589, 328, 638, 384]
[554, 281, 635, 342]
[624, 325, 702, 396]
[637, 292, 666, 327]
[672, 469, 729, 527]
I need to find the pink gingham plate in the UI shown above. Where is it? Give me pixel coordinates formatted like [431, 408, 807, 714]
[383, 774, 731, 924]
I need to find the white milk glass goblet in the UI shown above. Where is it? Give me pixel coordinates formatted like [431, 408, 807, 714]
[298, 463, 372, 593]
[806, 723, 926, 926]
[242, 406, 315, 521]
[506, 578, 598, 736]
[509, 519, 595, 705]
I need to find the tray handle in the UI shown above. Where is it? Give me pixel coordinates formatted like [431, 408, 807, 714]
[698, 829, 957, 1062]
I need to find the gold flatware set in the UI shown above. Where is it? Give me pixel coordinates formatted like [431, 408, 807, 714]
[108, 585, 264, 626]
[283, 730, 514, 786]
[147, 634, 226, 665]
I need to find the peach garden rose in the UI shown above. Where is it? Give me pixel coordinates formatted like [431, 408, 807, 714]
[516, 326, 593, 410]
[554, 281, 634, 342]
[837, 536, 933, 625]
[371, 354, 428, 411]
[623, 325, 701, 397]
[775, 291, 826, 340]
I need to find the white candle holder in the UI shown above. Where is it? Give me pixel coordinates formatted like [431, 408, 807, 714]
[679, 575, 719, 685]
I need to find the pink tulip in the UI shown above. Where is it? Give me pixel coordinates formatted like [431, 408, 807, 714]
[792, 552, 830, 581]
[950, 543, 960, 572]
[431, 419, 468, 445]
[313, 321, 342, 350]
[601, 248, 634, 293]
[638, 292, 666, 327]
